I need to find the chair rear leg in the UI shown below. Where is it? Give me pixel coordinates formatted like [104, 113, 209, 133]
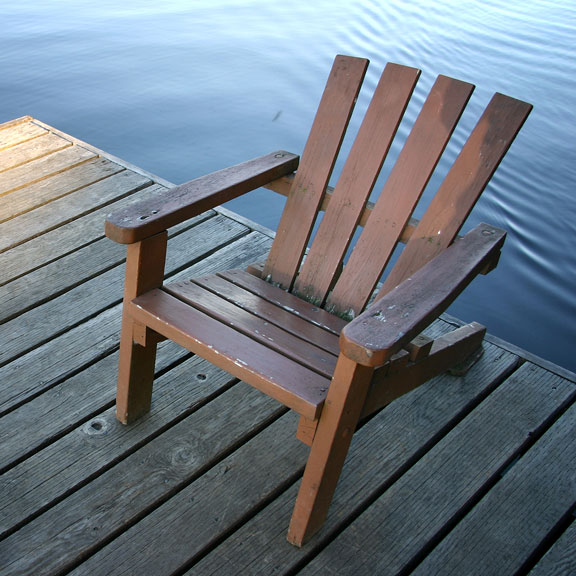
[115, 231, 168, 424]
[287, 355, 373, 546]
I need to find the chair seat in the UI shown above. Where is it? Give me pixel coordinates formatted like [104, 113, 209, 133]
[129, 269, 344, 420]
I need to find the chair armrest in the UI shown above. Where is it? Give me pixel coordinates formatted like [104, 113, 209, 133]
[105, 151, 299, 244]
[339, 223, 506, 366]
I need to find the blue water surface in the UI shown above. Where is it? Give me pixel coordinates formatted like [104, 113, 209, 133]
[1, 0, 575, 370]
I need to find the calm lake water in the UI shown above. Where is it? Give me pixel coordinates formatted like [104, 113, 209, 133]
[1, 0, 575, 371]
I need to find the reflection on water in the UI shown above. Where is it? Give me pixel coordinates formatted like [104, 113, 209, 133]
[1, 0, 575, 370]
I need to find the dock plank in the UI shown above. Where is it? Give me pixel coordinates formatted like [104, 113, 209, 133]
[530, 522, 576, 576]
[66, 410, 305, 576]
[0, 144, 96, 196]
[0, 132, 72, 174]
[0, 214, 248, 364]
[300, 364, 575, 576]
[0, 231, 271, 413]
[0, 182, 162, 284]
[411, 401, 576, 576]
[0, 351, 233, 537]
[0, 211, 215, 322]
[0, 168, 151, 251]
[0, 384, 291, 576]
[0, 120, 48, 151]
[1, 117, 576, 576]
[0, 157, 125, 223]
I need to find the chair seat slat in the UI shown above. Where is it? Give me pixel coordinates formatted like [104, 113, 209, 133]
[191, 273, 340, 355]
[219, 269, 347, 335]
[130, 289, 329, 419]
[165, 280, 337, 378]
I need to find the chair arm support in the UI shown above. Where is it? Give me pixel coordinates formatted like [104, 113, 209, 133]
[339, 223, 506, 367]
[105, 151, 299, 244]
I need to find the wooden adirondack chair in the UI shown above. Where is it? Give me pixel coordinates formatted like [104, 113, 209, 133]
[105, 55, 531, 546]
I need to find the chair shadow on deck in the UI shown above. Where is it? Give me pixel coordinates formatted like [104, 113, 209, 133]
[104, 55, 531, 546]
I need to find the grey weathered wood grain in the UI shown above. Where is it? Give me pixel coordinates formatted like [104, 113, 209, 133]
[0, 341, 184, 474]
[0, 211, 215, 323]
[0, 132, 72, 173]
[411, 401, 576, 576]
[0, 385, 291, 576]
[65, 411, 305, 576]
[0, 120, 47, 150]
[0, 183, 163, 284]
[299, 363, 575, 576]
[0, 214, 248, 364]
[0, 144, 95, 196]
[0, 157, 124, 223]
[191, 339, 518, 575]
[529, 522, 576, 576]
[0, 169, 151, 252]
[0, 306, 121, 413]
[0, 351, 237, 536]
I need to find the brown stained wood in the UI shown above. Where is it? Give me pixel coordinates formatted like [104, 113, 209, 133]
[296, 415, 318, 446]
[405, 333, 434, 362]
[105, 151, 299, 244]
[328, 75, 475, 316]
[381, 93, 533, 294]
[219, 268, 347, 335]
[0, 120, 47, 151]
[189, 273, 340, 355]
[293, 63, 420, 305]
[341, 224, 505, 366]
[130, 289, 329, 419]
[264, 173, 421, 243]
[0, 132, 72, 174]
[262, 55, 369, 289]
[288, 354, 374, 546]
[0, 145, 96, 196]
[116, 232, 168, 424]
[361, 322, 486, 418]
[165, 280, 338, 378]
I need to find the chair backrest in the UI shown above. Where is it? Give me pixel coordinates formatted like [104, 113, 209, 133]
[262, 55, 532, 319]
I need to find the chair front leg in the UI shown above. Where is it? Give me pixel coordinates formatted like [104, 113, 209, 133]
[287, 354, 373, 546]
[116, 231, 168, 424]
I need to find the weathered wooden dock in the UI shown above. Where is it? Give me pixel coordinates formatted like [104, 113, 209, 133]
[1, 116, 575, 575]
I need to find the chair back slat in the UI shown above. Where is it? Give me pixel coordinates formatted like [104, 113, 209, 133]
[262, 55, 368, 290]
[293, 63, 421, 305]
[326, 75, 475, 317]
[378, 92, 533, 297]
